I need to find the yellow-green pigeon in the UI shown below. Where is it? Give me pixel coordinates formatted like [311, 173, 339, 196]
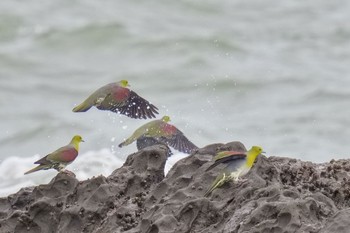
[24, 135, 84, 175]
[204, 146, 264, 196]
[73, 80, 159, 119]
[118, 116, 198, 154]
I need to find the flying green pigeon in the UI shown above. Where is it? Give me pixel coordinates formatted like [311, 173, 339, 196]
[73, 80, 159, 119]
[24, 135, 84, 175]
[204, 146, 264, 196]
[118, 116, 198, 154]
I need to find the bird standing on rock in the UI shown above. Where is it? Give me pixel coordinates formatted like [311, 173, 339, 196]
[73, 80, 159, 119]
[24, 135, 84, 175]
[204, 146, 264, 196]
[118, 116, 198, 154]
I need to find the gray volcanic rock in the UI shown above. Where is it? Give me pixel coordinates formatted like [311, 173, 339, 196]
[1, 142, 350, 233]
[0, 145, 168, 233]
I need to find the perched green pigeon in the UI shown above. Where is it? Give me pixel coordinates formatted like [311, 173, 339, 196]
[118, 116, 198, 154]
[24, 135, 84, 175]
[73, 80, 159, 119]
[204, 146, 264, 196]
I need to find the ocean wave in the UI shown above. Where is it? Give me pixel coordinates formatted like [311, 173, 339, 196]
[306, 88, 350, 101]
[0, 148, 186, 197]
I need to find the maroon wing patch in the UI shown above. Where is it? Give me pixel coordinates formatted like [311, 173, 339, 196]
[98, 90, 159, 119]
[158, 128, 198, 154]
[57, 148, 78, 162]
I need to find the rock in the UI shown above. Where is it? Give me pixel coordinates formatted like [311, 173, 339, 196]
[320, 209, 350, 233]
[1, 142, 350, 233]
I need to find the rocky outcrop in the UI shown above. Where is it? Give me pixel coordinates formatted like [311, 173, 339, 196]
[1, 142, 350, 233]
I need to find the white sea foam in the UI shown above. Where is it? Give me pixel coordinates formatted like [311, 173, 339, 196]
[0, 149, 186, 197]
[165, 152, 188, 174]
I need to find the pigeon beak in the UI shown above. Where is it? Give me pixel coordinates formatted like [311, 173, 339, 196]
[261, 151, 266, 155]
[81, 139, 85, 142]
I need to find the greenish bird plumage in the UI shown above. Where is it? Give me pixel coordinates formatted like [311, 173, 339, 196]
[204, 146, 264, 197]
[24, 135, 84, 175]
[118, 116, 198, 154]
[73, 80, 159, 119]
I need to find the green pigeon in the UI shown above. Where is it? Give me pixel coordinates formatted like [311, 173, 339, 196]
[73, 80, 159, 119]
[24, 135, 84, 175]
[204, 146, 264, 196]
[118, 116, 198, 154]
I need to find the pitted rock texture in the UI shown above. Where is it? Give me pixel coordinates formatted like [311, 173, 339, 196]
[0, 145, 168, 233]
[1, 142, 350, 233]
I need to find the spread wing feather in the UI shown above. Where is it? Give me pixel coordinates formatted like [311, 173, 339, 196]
[158, 129, 198, 154]
[98, 90, 158, 119]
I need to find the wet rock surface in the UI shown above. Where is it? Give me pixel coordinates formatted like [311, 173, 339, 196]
[1, 142, 350, 233]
